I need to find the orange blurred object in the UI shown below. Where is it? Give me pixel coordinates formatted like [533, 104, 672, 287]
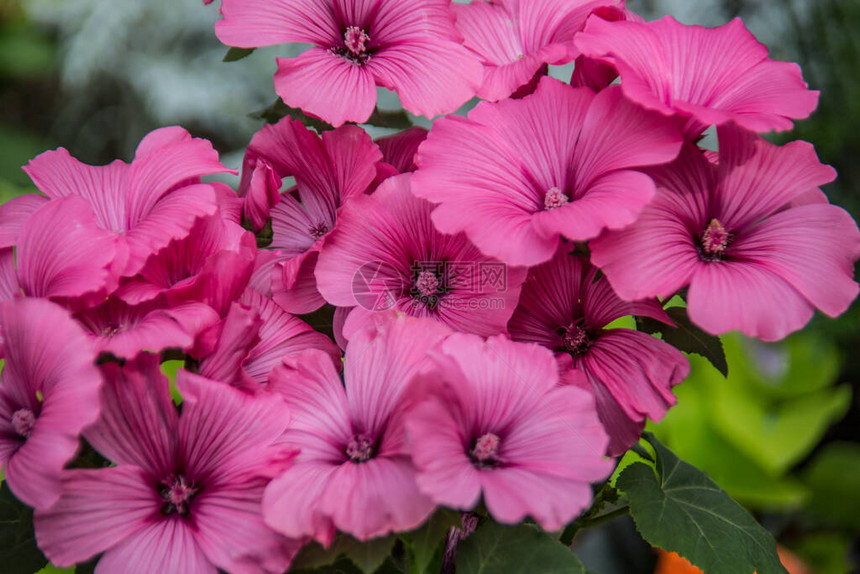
[654, 546, 811, 574]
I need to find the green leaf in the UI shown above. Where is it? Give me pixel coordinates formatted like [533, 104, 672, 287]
[363, 108, 413, 130]
[636, 307, 728, 377]
[290, 535, 397, 573]
[617, 433, 786, 574]
[222, 47, 255, 62]
[456, 521, 586, 574]
[401, 508, 460, 574]
[0, 482, 49, 574]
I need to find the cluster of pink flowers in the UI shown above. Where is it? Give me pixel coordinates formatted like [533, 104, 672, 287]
[1, 0, 858, 572]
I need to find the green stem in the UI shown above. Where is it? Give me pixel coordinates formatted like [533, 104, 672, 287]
[559, 505, 630, 546]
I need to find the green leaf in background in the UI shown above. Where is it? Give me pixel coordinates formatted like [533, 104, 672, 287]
[789, 532, 853, 574]
[35, 564, 74, 574]
[802, 441, 860, 531]
[617, 433, 787, 574]
[456, 521, 586, 574]
[0, 482, 48, 574]
[222, 47, 255, 62]
[290, 534, 397, 574]
[401, 508, 460, 574]
[159, 359, 184, 405]
[250, 99, 335, 132]
[636, 307, 728, 377]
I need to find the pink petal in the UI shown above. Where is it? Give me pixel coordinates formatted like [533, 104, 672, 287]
[275, 48, 377, 127]
[272, 250, 326, 314]
[687, 259, 816, 341]
[583, 329, 688, 423]
[730, 203, 860, 319]
[714, 124, 837, 230]
[96, 517, 214, 574]
[16, 196, 118, 308]
[263, 462, 338, 545]
[34, 466, 159, 567]
[245, 160, 282, 232]
[375, 127, 428, 173]
[215, 0, 338, 48]
[0, 248, 19, 302]
[85, 354, 178, 476]
[322, 455, 435, 540]
[0, 193, 48, 248]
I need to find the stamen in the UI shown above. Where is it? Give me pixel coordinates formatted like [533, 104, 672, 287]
[11, 409, 36, 438]
[561, 324, 590, 356]
[414, 270, 440, 298]
[544, 187, 569, 211]
[346, 433, 374, 463]
[700, 218, 730, 261]
[160, 474, 198, 516]
[333, 26, 371, 65]
[469, 432, 501, 469]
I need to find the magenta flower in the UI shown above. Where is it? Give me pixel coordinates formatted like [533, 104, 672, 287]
[575, 16, 819, 136]
[315, 173, 526, 339]
[0, 298, 102, 509]
[0, 194, 48, 302]
[199, 289, 341, 392]
[22, 127, 233, 279]
[590, 125, 859, 341]
[239, 118, 382, 314]
[115, 212, 256, 317]
[405, 333, 612, 530]
[375, 127, 428, 174]
[412, 77, 682, 266]
[508, 248, 689, 456]
[263, 315, 451, 544]
[35, 354, 298, 573]
[214, 0, 482, 126]
[453, 0, 621, 101]
[73, 297, 220, 359]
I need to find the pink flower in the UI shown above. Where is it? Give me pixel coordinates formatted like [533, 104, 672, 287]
[590, 125, 859, 341]
[214, 0, 482, 126]
[453, 0, 622, 101]
[575, 16, 819, 136]
[73, 297, 220, 359]
[35, 354, 298, 573]
[508, 248, 689, 456]
[405, 333, 613, 530]
[0, 298, 102, 509]
[375, 127, 428, 174]
[263, 315, 450, 544]
[412, 77, 682, 266]
[198, 289, 341, 392]
[22, 127, 233, 280]
[239, 118, 382, 314]
[115, 212, 256, 317]
[315, 173, 526, 339]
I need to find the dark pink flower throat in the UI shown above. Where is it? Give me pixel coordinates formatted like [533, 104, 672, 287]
[346, 433, 375, 463]
[160, 474, 198, 516]
[561, 324, 590, 356]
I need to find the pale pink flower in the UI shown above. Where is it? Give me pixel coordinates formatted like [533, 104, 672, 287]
[0, 298, 102, 509]
[412, 77, 682, 266]
[263, 315, 450, 544]
[590, 125, 858, 341]
[405, 333, 613, 530]
[214, 0, 482, 126]
[35, 354, 298, 574]
[575, 16, 819, 136]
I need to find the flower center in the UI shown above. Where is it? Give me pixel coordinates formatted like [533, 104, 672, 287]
[160, 474, 198, 516]
[469, 432, 501, 469]
[699, 218, 730, 261]
[346, 433, 374, 463]
[543, 187, 569, 211]
[11, 408, 36, 438]
[561, 324, 590, 356]
[414, 270, 440, 298]
[334, 26, 371, 65]
[309, 221, 329, 240]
